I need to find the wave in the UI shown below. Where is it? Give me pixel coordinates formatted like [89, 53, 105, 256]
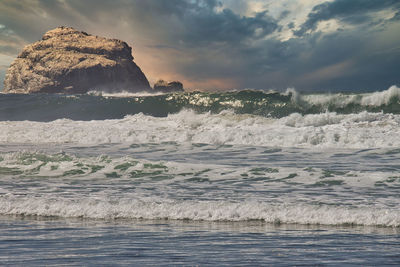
[295, 85, 400, 107]
[0, 196, 398, 227]
[1, 109, 400, 148]
[0, 85, 399, 121]
[1, 151, 393, 187]
[0, 151, 398, 227]
[87, 90, 166, 97]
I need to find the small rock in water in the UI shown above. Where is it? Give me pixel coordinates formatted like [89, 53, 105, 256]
[154, 79, 184, 93]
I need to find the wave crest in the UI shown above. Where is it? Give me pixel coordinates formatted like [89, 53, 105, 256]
[1, 109, 399, 148]
[1, 85, 400, 121]
[1, 196, 398, 227]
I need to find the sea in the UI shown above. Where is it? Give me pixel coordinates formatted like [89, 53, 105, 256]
[0, 86, 399, 266]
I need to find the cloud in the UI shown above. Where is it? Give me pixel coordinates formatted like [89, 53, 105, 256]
[391, 11, 400, 21]
[295, 0, 400, 36]
[179, 9, 278, 45]
[0, 25, 26, 55]
[68, 0, 279, 45]
[0, 0, 399, 92]
[0, 67, 6, 91]
[0, 0, 281, 89]
[0, 54, 16, 91]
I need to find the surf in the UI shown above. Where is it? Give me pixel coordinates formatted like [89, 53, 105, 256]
[1, 85, 399, 121]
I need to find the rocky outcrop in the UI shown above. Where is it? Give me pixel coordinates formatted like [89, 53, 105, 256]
[3, 26, 151, 94]
[154, 80, 184, 93]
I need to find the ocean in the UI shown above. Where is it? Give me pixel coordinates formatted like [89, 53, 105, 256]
[0, 86, 400, 265]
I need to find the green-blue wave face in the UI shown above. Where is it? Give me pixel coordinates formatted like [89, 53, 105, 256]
[1, 85, 399, 121]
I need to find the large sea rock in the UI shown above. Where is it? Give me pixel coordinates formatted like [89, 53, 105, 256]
[3, 26, 151, 94]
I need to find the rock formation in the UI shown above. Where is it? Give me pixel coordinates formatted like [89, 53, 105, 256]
[154, 80, 184, 93]
[3, 26, 151, 94]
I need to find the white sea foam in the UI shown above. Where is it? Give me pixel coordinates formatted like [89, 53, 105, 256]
[297, 85, 400, 107]
[0, 151, 398, 227]
[87, 90, 166, 97]
[361, 85, 400, 106]
[1, 110, 400, 148]
[0, 151, 392, 188]
[0, 196, 398, 227]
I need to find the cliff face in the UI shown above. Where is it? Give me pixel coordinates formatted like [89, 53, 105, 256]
[3, 26, 151, 94]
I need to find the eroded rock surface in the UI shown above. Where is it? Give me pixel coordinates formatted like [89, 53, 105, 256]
[154, 80, 184, 93]
[3, 26, 151, 94]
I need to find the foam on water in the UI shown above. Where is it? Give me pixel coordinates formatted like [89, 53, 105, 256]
[1, 151, 395, 187]
[1, 110, 400, 148]
[87, 90, 166, 98]
[0, 196, 398, 227]
[298, 85, 400, 107]
[2, 85, 400, 122]
[1, 86, 400, 229]
[0, 151, 399, 227]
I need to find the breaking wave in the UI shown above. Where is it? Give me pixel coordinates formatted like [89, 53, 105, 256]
[1, 109, 400, 148]
[0, 150, 398, 227]
[1, 196, 398, 227]
[1, 85, 399, 121]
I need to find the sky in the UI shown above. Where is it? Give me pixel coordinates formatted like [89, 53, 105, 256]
[0, 0, 400, 92]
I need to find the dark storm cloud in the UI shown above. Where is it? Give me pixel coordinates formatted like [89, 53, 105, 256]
[66, 0, 279, 45]
[0, 0, 278, 49]
[0, 0, 400, 92]
[179, 9, 278, 44]
[0, 0, 81, 42]
[296, 0, 400, 36]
